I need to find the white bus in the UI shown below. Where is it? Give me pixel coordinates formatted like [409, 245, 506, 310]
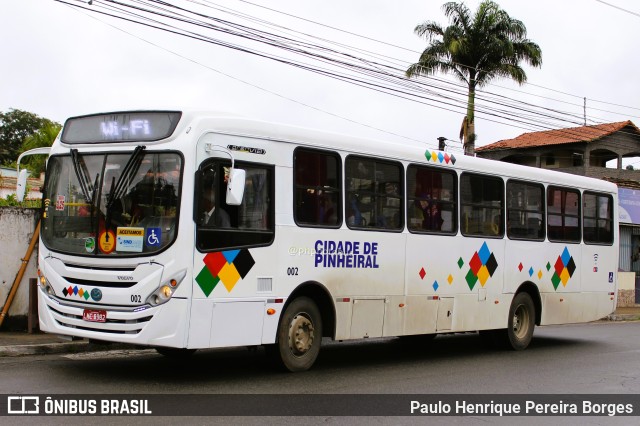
[28, 110, 618, 371]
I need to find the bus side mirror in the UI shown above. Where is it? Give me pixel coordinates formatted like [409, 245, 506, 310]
[226, 168, 246, 206]
[16, 169, 28, 202]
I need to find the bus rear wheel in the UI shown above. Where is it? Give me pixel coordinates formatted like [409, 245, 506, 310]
[273, 297, 322, 372]
[482, 292, 535, 350]
[508, 292, 535, 350]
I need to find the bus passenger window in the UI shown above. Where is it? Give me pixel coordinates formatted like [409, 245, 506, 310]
[407, 165, 456, 234]
[460, 173, 503, 238]
[547, 186, 580, 243]
[583, 192, 613, 245]
[506, 180, 544, 240]
[346, 156, 403, 231]
[293, 148, 342, 227]
[195, 161, 274, 251]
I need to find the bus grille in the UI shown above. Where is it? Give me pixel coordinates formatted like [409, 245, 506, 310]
[48, 306, 153, 335]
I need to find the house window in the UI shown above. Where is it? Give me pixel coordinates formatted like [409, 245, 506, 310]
[545, 154, 555, 166]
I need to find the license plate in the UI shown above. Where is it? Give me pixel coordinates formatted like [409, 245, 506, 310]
[83, 309, 107, 323]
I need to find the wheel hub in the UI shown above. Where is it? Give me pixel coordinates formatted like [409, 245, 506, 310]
[289, 313, 314, 356]
[513, 305, 528, 337]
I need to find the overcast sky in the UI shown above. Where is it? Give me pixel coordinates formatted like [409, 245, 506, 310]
[1, 0, 639, 152]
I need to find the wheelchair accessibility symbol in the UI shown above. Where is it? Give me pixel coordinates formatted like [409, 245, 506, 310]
[146, 227, 161, 248]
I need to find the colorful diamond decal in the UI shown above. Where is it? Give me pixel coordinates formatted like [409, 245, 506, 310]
[419, 267, 426, 280]
[447, 274, 454, 285]
[546, 262, 551, 271]
[551, 272, 561, 290]
[60, 284, 96, 301]
[528, 267, 534, 277]
[424, 150, 456, 165]
[469, 252, 482, 275]
[537, 270, 543, 280]
[196, 249, 256, 296]
[234, 249, 256, 279]
[549, 247, 576, 291]
[457, 257, 464, 269]
[477, 265, 490, 286]
[518, 262, 523, 272]
[432, 281, 439, 292]
[218, 263, 241, 292]
[195, 265, 219, 297]
[465, 242, 498, 290]
[465, 269, 478, 290]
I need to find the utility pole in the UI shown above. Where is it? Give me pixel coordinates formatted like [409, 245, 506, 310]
[437, 137, 446, 151]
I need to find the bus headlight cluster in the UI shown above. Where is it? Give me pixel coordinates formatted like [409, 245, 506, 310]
[147, 269, 187, 306]
[37, 269, 56, 297]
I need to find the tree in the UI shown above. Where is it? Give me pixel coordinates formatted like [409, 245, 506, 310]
[0, 109, 58, 165]
[406, 1, 542, 155]
[19, 121, 62, 176]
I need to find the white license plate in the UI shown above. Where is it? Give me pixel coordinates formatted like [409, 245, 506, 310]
[82, 309, 107, 323]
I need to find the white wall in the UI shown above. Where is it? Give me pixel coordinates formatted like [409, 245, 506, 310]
[0, 208, 39, 321]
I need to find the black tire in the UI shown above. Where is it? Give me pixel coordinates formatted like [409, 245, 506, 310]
[506, 292, 535, 350]
[155, 347, 197, 358]
[482, 293, 535, 350]
[273, 296, 322, 372]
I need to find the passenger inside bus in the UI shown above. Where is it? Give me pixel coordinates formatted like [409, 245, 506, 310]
[200, 172, 231, 228]
[409, 193, 442, 231]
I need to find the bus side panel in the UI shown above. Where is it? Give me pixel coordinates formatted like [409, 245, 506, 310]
[405, 233, 508, 334]
[277, 227, 407, 340]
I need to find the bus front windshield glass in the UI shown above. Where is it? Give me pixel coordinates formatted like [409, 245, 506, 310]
[41, 151, 182, 257]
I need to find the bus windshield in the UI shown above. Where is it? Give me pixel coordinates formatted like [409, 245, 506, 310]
[41, 151, 182, 257]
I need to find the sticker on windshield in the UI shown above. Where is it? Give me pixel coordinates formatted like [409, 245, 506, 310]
[116, 227, 144, 252]
[55, 195, 65, 211]
[145, 227, 161, 248]
[99, 230, 116, 254]
[84, 237, 95, 253]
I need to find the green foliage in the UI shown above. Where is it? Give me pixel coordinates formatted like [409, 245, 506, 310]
[0, 193, 41, 208]
[20, 122, 61, 176]
[0, 108, 60, 166]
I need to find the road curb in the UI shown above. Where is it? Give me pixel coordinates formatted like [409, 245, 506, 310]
[605, 314, 640, 322]
[0, 341, 138, 357]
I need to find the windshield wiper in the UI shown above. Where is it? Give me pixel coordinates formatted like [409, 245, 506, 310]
[70, 149, 96, 204]
[104, 145, 146, 232]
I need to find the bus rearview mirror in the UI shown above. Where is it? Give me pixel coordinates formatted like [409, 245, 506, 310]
[226, 168, 246, 206]
[16, 169, 28, 202]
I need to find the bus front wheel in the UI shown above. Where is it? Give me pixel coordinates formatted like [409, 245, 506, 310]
[273, 296, 322, 372]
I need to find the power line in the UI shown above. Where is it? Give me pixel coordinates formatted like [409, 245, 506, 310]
[595, 0, 640, 18]
[56, 0, 640, 151]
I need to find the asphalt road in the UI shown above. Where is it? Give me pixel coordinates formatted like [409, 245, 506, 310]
[1, 321, 639, 425]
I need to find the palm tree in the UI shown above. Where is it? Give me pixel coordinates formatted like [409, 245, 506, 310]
[406, 1, 542, 155]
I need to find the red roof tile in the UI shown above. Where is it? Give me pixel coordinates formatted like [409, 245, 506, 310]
[476, 120, 640, 152]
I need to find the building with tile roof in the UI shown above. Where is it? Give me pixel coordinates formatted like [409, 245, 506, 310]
[476, 120, 640, 181]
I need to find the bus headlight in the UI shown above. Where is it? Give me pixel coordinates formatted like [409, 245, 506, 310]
[147, 269, 187, 306]
[38, 272, 57, 297]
